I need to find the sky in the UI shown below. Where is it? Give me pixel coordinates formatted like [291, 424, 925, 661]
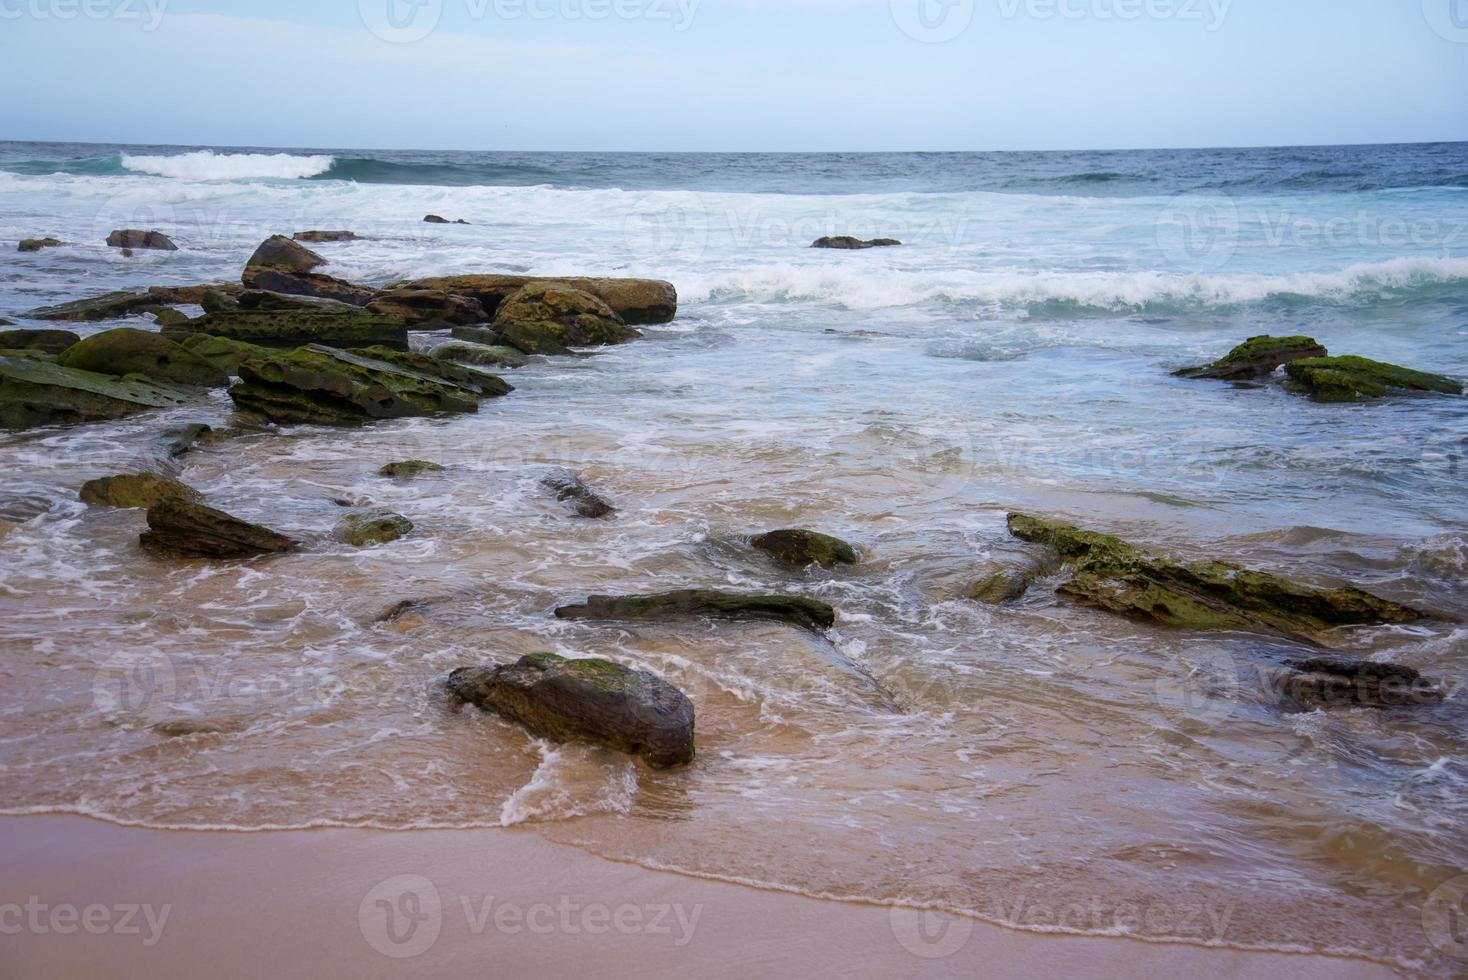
[2, 0, 1466, 151]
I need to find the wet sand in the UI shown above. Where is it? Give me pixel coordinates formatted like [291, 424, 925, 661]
[1, 816, 1396, 979]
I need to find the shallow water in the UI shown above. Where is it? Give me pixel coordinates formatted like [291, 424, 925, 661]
[1, 142, 1467, 976]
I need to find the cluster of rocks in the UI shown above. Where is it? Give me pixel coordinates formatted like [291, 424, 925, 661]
[1176, 334, 1463, 402]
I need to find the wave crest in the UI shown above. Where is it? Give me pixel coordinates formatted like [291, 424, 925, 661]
[120, 150, 335, 181]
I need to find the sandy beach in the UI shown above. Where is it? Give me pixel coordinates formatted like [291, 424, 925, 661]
[0, 815, 1398, 979]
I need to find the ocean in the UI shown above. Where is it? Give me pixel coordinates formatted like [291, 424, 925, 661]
[1, 140, 1466, 975]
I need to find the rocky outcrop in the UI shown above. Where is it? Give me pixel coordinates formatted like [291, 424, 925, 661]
[227, 344, 491, 426]
[18, 238, 63, 253]
[812, 236, 901, 249]
[56, 328, 228, 387]
[542, 468, 615, 518]
[1277, 657, 1445, 710]
[449, 326, 500, 344]
[555, 589, 836, 634]
[246, 235, 325, 274]
[141, 499, 298, 558]
[334, 508, 413, 546]
[379, 460, 445, 478]
[1284, 356, 1463, 402]
[1007, 513, 1429, 646]
[1175, 335, 1328, 381]
[448, 653, 695, 768]
[424, 215, 470, 225]
[241, 267, 375, 307]
[108, 230, 177, 251]
[368, 288, 488, 327]
[347, 346, 512, 398]
[494, 283, 640, 355]
[0, 355, 194, 429]
[750, 529, 857, 569]
[25, 285, 241, 322]
[80, 473, 201, 509]
[0, 329, 80, 354]
[294, 231, 359, 243]
[433, 341, 529, 370]
[966, 567, 1034, 604]
[234, 289, 363, 314]
[396, 275, 677, 325]
[164, 309, 409, 351]
[177, 334, 273, 376]
[160, 422, 212, 457]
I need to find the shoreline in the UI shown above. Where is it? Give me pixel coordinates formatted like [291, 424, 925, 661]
[1, 815, 1398, 979]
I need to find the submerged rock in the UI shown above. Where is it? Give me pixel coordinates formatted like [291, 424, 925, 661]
[542, 468, 615, 518]
[56, 327, 229, 387]
[0, 355, 194, 430]
[812, 236, 902, 249]
[397, 275, 677, 325]
[160, 422, 212, 457]
[107, 229, 177, 251]
[18, 237, 63, 253]
[433, 341, 529, 370]
[448, 653, 695, 768]
[294, 230, 359, 243]
[368, 288, 488, 327]
[966, 566, 1035, 605]
[424, 214, 470, 225]
[1279, 657, 1445, 710]
[141, 498, 298, 558]
[750, 529, 857, 569]
[495, 283, 640, 355]
[80, 473, 201, 509]
[1284, 355, 1463, 402]
[0, 329, 80, 354]
[1175, 335, 1328, 381]
[556, 589, 836, 634]
[246, 235, 325, 274]
[1007, 513, 1429, 646]
[166, 309, 409, 351]
[334, 508, 413, 546]
[152, 719, 228, 738]
[379, 460, 446, 478]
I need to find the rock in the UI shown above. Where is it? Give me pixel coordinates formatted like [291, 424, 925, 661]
[334, 508, 413, 546]
[201, 290, 240, 314]
[240, 267, 375, 307]
[347, 346, 513, 398]
[228, 344, 488, 426]
[160, 422, 212, 457]
[556, 589, 836, 634]
[294, 230, 359, 243]
[450, 325, 501, 344]
[812, 236, 902, 249]
[167, 309, 409, 352]
[379, 460, 446, 478]
[177, 334, 274, 375]
[25, 284, 240, 322]
[433, 341, 529, 370]
[1007, 513, 1429, 646]
[56, 328, 229, 387]
[424, 214, 470, 224]
[152, 719, 227, 737]
[0, 355, 195, 430]
[396, 275, 677, 325]
[18, 238, 63, 252]
[494, 283, 640, 355]
[448, 653, 694, 768]
[542, 468, 615, 518]
[80, 473, 201, 509]
[0, 329, 80, 354]
[1279, 658, 1445, 709]
[1283, 355, 1463, 402]
[235, 289, 363, 314]
[141, 498, 298, 558]
[750, 529, 857, 569]
[245, 235, 325, 274]
[152, 308, 192, 329]
[966, 567, 1034, 604]
[1175, 335, 1329, 381]
[368, 288, 488, 327]
[107, 230, 177, 251]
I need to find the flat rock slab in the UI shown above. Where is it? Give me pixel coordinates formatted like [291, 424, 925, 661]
[750, 529, 857, 568]
[398, 275, 677, 325]
[141, 499, 298, 559]
[165, 309, 409, 352]
[0, 355, 196, 430]
[812, 236, 901, 249]
[1284, 355, 1462, 402]
[555, 589, 836, 634]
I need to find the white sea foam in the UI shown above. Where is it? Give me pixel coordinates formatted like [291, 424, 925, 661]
[120, 150, 335, 181]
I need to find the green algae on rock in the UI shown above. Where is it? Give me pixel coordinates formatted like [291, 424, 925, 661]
[1175, 335, 1328, 381]
[334, 508, 413, 546]
[750, 528, 858, 569]
[397, 274, 678, 325]
[141, 498, 298, 559]
[378, 460, 446, 478]
[555, 589, 837, 634]
[1007, 513, 1428, 646]
[178, 334, 274, 376]
[1283, 355, 1463, 402]
[448, 653, 695, 768]
[80, 473, 201, 509]
[494, 282, 641, 355]
[56, 328, 229, 387]
[433, 341, 530, 370]
[165, 309, 409, 352]
[346, 346, 512, 398]
[0, 329, 80, 354]
[0, 355, 196, 430]
[367, 288, 488, 327]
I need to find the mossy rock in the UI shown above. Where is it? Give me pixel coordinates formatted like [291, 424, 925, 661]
[0, 355, 196, 430]
[152, 309, 192, 329]
[367, 288, 487, 327]
[56, 328, 229, 387]
[750, 529, 857, 569]
[494, 283, 641, 355]
[433, 341, 529, 370]
[178, 334, 274, 376]
[24, 285, 239, 322]
[555, 589, 836, 634]
[167, 309, 409, 352]
[1283, 355, 1463, 402]
[448, 653, 695, 768]
[967, 567, 1034, 604]
[398, 275, 677, 325]
[1175, 335, 1327, 381]
[347, 346, 512, 397]
[0, 329, 81, 355]
[141, 499, 298, 558]
[245, 235, 325, 274]
[334, 508, 413, 546]
[379, 460, 447, 478]
[80, 473, 201, 509]
[450, 326, 501, 345]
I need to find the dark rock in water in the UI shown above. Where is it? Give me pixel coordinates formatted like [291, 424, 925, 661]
[1175, 335, 1328, 381]
[495, 283, 640, 355]
[750, 529, 857, 568]
[80, 473, 201, 509]
[107, 229, 177, 251]
[18, 238, 63, 253]
[246, 235, 325, 274]
[177, 334, 274, 375]
[542, 468, 615, 518]
[375, 597, 444, 624]
[294, 230, 358, 243]
[24, 284, 241, 322]
[152, 308, 192, 329]
[0, 355, 195, 430]
[241, 267, 375, 307]
[556, 589, 837, 634]
[236, 289, 363, 314]
[450, 325, 501, 344]
[1283, 355, 1463, 402]
[141, 498, 298, 558]
[966, 566, 1034, 604]
[368, 288, 487, 327]
[152, 719, 227, 737]
[334, 508, 413, 546]
[433, 341, 529, 370]
[396, 275, 678, 326]
[347, 346, 513, 398]
[228, 344, 488, 426]
[379, 460, 446, 478]
[448, 652, 695, 768]
[160, 422, 212, 457]
[1007, 513, 1430, 646]
[167, 309, 409, 352]
[424, 215, 470, 225]
[1279, 657, 1445, 709]
[56, 327, 229, 387]
[812, 236, 902, 249]
[201, 290, 240, 314]
[0, 329, 80, 355]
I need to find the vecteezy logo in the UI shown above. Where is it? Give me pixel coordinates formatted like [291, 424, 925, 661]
[92, 652, 176, 715]
[359, 0, 443, 43]
[1155, 194, 1240, 272]
[1423, 0, 1468, 42]
[1424, 874, 1468, 956]
[891, 0, 975, 43]
[1154, 649, 1240, 725]
[889, 874, 975, 958]
[358, 875, 443, 958]
[620, 193, 710, 268]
